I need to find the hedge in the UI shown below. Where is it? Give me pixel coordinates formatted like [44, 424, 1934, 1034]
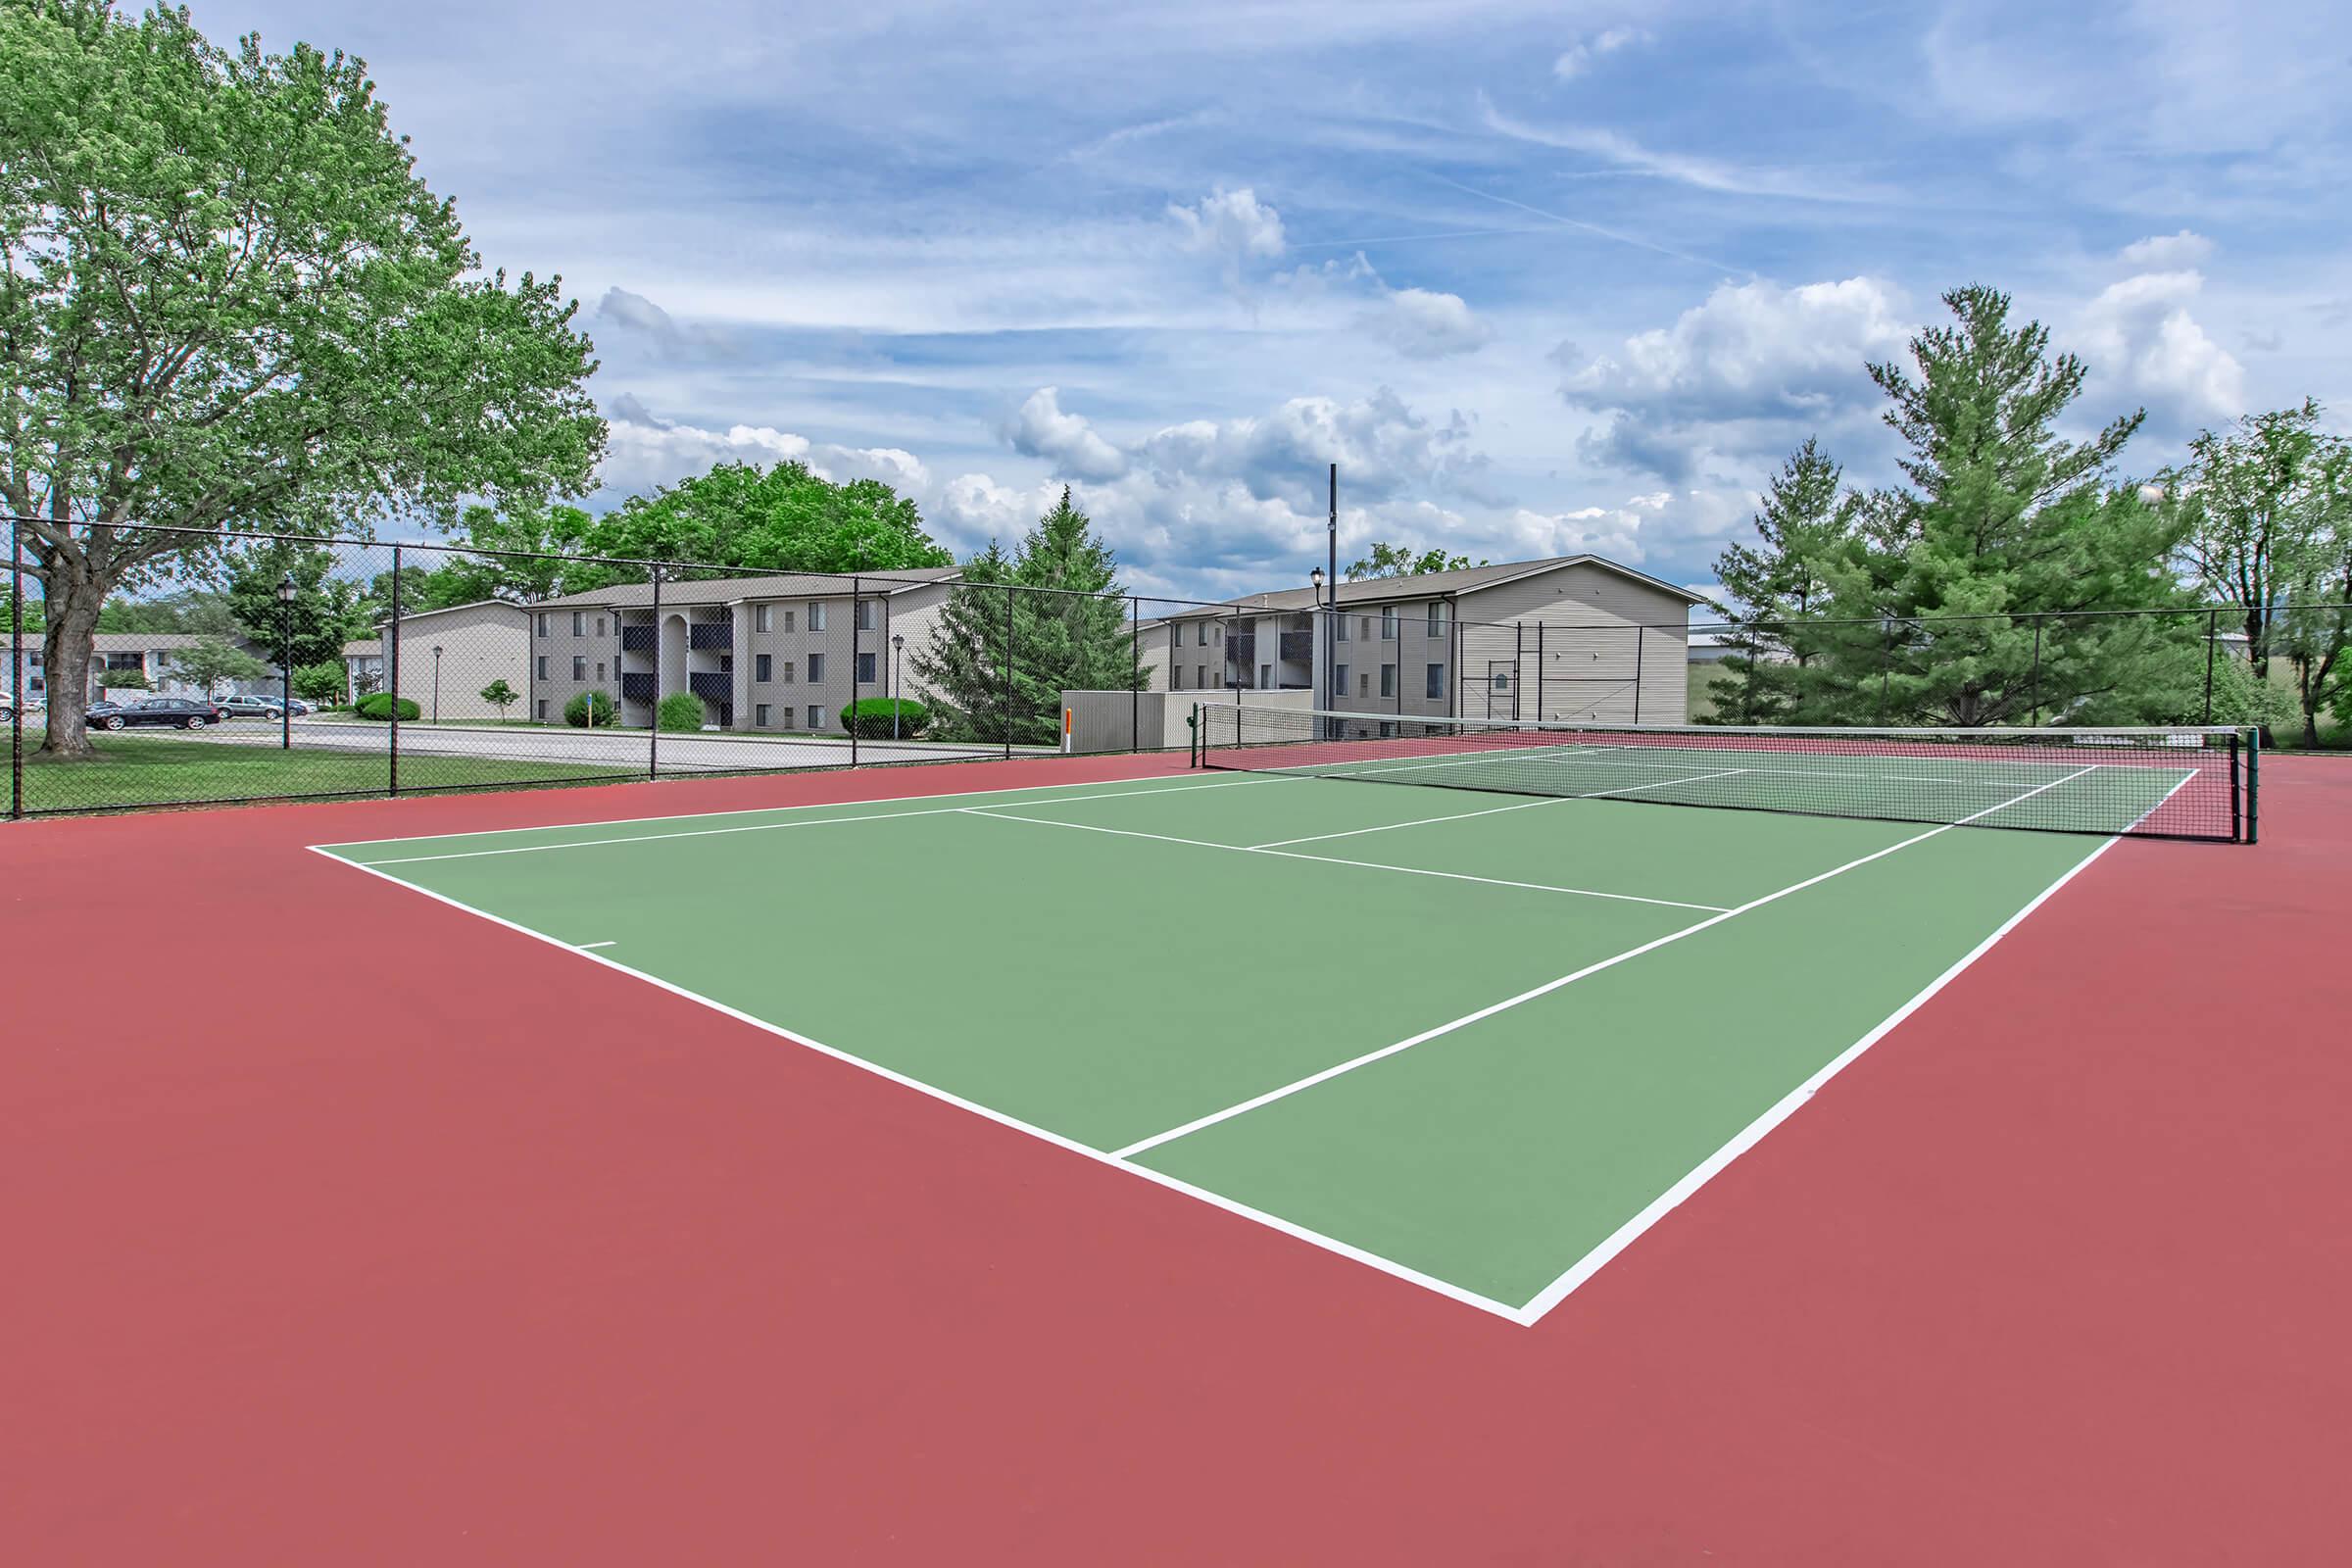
[355, 692, 420, 721]
[657, 692, 706, 732]
[564, 690, 618, 727]
[839, 697, 928, 739]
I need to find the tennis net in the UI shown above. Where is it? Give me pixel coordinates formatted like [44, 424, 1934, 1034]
[1196, 706, 2256, 843]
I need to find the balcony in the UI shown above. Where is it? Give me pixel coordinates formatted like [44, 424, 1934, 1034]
[689, 622, 732, 651]
[620, 624, 657, 651]
[688, 671, 732, 703]
[1227, 634, 1256, 664]
[1279, 630, 1313, 662]
[620, 672, 657, 702]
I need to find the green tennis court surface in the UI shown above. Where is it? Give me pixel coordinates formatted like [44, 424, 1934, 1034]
[317, 768, 2116, 1321]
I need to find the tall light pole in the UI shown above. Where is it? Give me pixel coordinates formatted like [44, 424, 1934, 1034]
[1326, 463, 1339, 732]
[1309, 564, 1325, 716]
[890, 633, 906, 739]
[431, 644, 444, 724]
[274, 571, 296, 750]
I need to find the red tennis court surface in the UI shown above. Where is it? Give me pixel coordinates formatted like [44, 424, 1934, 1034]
[5, 754, 2346, 1563]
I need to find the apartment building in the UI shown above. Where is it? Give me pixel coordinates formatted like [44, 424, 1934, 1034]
[5, 632, 285, 708]
[517, 568, 961, 731]
[1140, 554, 1704, 725]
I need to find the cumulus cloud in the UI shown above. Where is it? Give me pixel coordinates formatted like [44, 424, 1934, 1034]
[1166, 186, 1288, 294]
[1552, 26, 1648, 80]
[595, 400, 927, 503]
[1371, 287, 1494, 359]
[1003, 387, 1130, 481]
[2073, 270, 2245, 422]
[1560, 276, 1911, 482]
[2118, 230, 2214, 268]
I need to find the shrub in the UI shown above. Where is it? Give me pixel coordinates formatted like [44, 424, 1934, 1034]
[97, 668, 151, 690]
[840, 697, 929, 739]
[564, 690, 618, 727]
[657, 691, 706, 732]
[293, 661, 347, 707]
[354, 691, 420, 721]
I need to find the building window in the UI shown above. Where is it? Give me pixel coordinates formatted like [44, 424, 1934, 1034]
[754, 604, 772, 633]
[1426, 663, 1445, 699]
[807, 653, 823, 683]
[755, 704, 771, 727]
[1427, 602, 1446, 635]
[1258, 662, 1270, 688]
[856, 599, 878, 632]
[808, 706, 825, 730]
[596, 616, 607, 638]
[596, 662, 606, 682]
[1171, 666, 1183, 690]
[780, 658, 795, 683]
[537, 613, 548, 637]
[781, 609, 796, 633]
[1335, 662, 1349, 692]
[535, 656, 548, 679]
[755, 654, 772, 682]
[1381, 607, 1397, 640]
[1494, 671, 1511, 691]
[857, 651, 876, 684]
[1380, 663, 1396, 698]
[536, 700, 549, 719]
[808, 603, 827, 632]
[571, 611, 584, 636]
[1197, 623, 1208, 646]
[1358, 673, 1370, 697]
[1196, 665, 1207, 687]
[1336, 614, 1349, 642]
[1359, 615, 1373, 640]
[571, 656, 586, 680]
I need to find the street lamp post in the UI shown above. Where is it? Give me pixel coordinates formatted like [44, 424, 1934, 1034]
[431, 645, 444, 724]
[890, 633, 906, 739]
[274, 571, 296, 751]
[1309, 565, 1326, 718]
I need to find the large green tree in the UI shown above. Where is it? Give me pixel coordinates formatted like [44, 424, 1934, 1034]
[2161, 401, 2352, 744]
[1805, 286, 2193, 725]
[914, 489, 1145, 743]
[168, 634, 269, 698]
[1346, 542, 1485, 579]
[1705, 437, 1860, 724]
[1, 0, 603, 756]
[582, 462, 950, 576]
[224, 540, 368, 669]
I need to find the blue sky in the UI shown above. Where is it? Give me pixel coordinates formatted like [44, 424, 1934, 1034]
[227, 0, 2349, 604]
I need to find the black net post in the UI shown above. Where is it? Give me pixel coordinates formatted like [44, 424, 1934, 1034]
[649, 565, 662, 779]
[2203, 608, 2219, 724]
[1002, 582, 1014, 761]
[387, 544, 402, 796]
[9, 514, 22, 819]
[2031, 614, 2044, 726]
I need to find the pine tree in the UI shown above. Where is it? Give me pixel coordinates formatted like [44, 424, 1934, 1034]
[1706, 439, 1858, 723]
[913, 490, 1145, 743]
[1812, 286, 2194, 725]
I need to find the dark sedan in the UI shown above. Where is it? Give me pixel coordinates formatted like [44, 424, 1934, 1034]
[86, 698, 225, 731]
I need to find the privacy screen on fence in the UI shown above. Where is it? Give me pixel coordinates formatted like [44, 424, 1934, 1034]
[1196, 706, 2256, 844]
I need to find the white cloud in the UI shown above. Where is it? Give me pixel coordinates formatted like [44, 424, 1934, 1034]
[595, 403, 929, 505]
[2118, 230, 2215, 269]
[1003, 387, 1130, 481]
[1167, 187, 1287, 261]
[1552, 25, 1648, 79]
[1370, 287, 1494, 360]
[2073, 270, 2245, 423]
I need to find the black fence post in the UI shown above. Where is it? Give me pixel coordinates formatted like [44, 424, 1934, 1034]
[850, 575, 860, 770]
[387, 544, 402, 797]
[9, 514, 22, 820]
[649, 565, 662, 780]
[1633, 623, 1645, 725]
[2203, 608, 2219, 724]
[1002, 583, 1014, 762]
[2031, 614, 2044, 726]
[1535, 622, 1544, 723]
[1130, 594, 1141, 753]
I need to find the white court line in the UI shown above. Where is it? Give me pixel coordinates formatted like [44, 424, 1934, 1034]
[1511, 831, 2119, 1322]
[312, 767, 1296, 854]
[2120, 769, 2199, 835]
[1110, 764, 2101, 1163]
[1249, 795, 1567, 850]
[577, 940, 617, 950]
[1577, 766, 1749, 800]
[340, 776, 1291, 866]
[307, 847, 1531, 1325]
[959, 808, 1731, 913]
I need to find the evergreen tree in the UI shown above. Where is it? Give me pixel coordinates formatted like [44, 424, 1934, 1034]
[1810, 286, 2193, 725]
[914, 490, 1145, 742]
[1706, 438, 1859, 723]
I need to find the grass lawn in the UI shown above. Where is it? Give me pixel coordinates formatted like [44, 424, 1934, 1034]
[11, 733, 630, 814]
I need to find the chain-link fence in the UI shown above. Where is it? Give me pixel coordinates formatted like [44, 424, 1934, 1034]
[10, 515, 2345, 817]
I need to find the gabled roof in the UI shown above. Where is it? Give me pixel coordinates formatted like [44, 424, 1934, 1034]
[522, 567, 963, 612]
[1158, 554, 1707, 619]
[381, 597, 532, 626]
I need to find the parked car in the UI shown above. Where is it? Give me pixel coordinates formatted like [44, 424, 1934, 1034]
[215, 693, 312, 717]
[85, 697, 225, 731]
[0, 691, 33, 721]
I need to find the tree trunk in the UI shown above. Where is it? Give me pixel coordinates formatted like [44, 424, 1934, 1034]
[37, 567, 109, 760]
